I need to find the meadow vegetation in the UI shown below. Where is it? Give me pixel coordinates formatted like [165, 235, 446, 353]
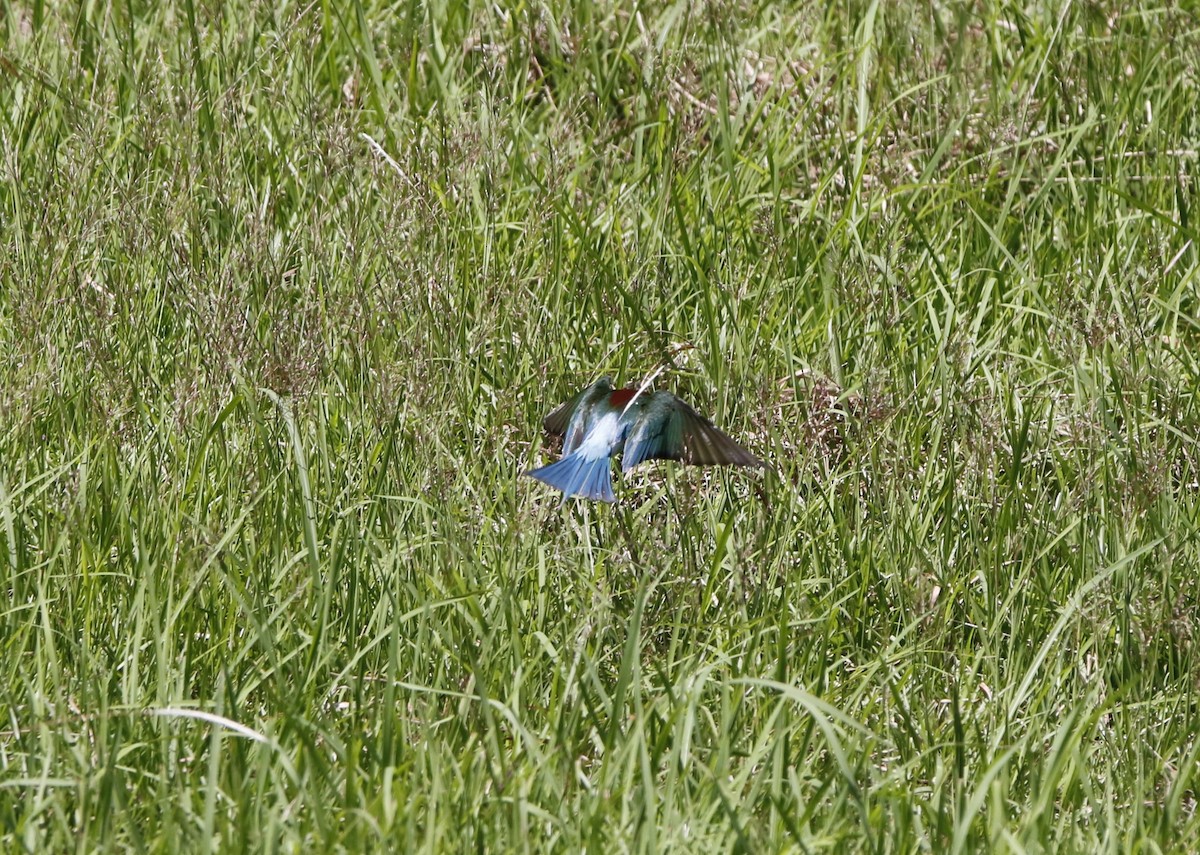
[2, 0, 1200, 850]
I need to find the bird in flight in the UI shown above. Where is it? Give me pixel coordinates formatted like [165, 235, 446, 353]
[526, 376, 765, 502]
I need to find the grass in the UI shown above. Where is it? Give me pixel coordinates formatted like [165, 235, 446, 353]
[2, 0, 1200, 850]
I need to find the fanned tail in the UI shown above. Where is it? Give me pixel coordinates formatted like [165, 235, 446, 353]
[526, 452, 615, 502]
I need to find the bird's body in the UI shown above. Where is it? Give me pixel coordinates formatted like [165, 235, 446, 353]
[526, 377, 764, 502]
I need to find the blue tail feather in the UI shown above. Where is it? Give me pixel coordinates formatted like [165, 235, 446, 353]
[526, 451, 615, 502]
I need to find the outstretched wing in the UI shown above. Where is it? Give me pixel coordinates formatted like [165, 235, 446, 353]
[621, 391, 764, 472]
[543, 376, 614, 454]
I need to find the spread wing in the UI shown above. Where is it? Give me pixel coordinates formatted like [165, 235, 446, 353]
[621, 391, 765, 472]
[543, 376, 614, 454]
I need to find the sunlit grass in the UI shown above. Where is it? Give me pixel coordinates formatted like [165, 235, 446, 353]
[2, 0, 1199, 850]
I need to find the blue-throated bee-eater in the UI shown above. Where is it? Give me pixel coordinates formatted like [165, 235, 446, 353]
[526, 376, 765, 502]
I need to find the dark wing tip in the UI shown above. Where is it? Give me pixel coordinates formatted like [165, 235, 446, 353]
[676, 401, 766, 468]
[543, 403, 571, 436]
[542, 377, 614, 436]
[685, 425, 766, 468]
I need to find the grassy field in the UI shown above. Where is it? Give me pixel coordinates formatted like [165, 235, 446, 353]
[3, 0, 1200, 851]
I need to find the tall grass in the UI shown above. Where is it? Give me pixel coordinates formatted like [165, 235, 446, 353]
[2, 0, 1199, 850]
